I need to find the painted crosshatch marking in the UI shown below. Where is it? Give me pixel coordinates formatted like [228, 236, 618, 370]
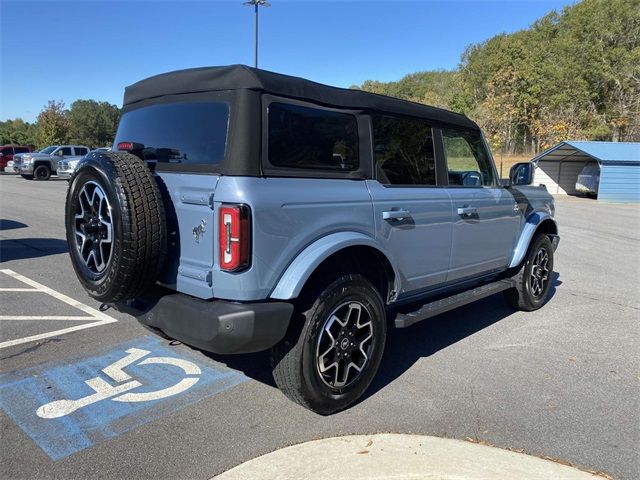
[0, 336, 247, 460]
[0, 269, 118, 349]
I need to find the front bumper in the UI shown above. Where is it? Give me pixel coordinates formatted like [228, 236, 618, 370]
[56, 169, 73, 179]
[116, 290, 293, 355]
[15, 164, 33, 174]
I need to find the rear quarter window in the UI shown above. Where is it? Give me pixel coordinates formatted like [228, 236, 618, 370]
[114, 102, 230, 167]
[268, 103, 358, 171]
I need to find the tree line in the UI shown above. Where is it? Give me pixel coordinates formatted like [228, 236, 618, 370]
[352, 0, 640, 155]
[0, 99, 120, 149]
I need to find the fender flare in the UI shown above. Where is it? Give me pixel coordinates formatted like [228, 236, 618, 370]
[509, 212, 558, 268]
[269, 231, 400, 300]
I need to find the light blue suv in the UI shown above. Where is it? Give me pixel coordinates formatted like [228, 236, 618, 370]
[65, 65, 559, 414]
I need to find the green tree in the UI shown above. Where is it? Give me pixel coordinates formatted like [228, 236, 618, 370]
[68, 100, 120, 148]
[0, 119, 37, 146]
[35, 100, 69, 148]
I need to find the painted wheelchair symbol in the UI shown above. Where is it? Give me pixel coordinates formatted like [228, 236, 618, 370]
[36, 348, 201, 419]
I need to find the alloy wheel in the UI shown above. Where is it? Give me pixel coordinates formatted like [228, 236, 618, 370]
[315, 301, 374, 389]
[530, 247, 550, 297]
[73, 181, 113, 274]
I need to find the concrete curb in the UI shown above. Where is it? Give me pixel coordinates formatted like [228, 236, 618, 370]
[213, 434, 602, 480]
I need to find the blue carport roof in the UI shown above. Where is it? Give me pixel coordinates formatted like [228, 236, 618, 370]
[532, 141, 640, 164]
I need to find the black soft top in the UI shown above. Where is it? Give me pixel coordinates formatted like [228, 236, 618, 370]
[124, 64, 479, 130]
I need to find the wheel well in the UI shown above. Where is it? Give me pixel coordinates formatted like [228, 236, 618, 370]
[34, 161, 51, 170]
[302, 246, 395, 304]
[536, 218, 557, 236]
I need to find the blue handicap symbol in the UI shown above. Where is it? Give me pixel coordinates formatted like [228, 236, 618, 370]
[0, 336, 246, 460]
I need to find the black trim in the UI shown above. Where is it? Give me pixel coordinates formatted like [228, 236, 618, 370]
[433, 128, 449, 186]
[116, 289, 293, 355]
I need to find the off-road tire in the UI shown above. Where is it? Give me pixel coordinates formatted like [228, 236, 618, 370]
[65, 151, 166, 303]
[20, 174, 34, 180]
[34, 164, 51, 181]
[504, 234, 554, 311]
[270, 274, 386, 415]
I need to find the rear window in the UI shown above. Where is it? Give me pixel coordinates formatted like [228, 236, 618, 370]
[268, 103, 358, 171]
[114, 102, 229, 166]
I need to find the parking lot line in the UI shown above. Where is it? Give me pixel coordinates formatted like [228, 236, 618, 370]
[0, 288, 39, 292]
[0, 316, 98, 321]
[0, 268, 117, 349]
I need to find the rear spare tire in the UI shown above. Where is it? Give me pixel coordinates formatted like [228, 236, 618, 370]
[65, 151, 166, 303]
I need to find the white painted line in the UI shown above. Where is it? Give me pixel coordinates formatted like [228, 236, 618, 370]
[0, 269, 117, 349]
[0, 288, 39, 292]
[0, 269, 115, 321]
[0, 316, 97, 321]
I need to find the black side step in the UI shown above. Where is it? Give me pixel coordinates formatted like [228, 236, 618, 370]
[394, 279, 515, 328]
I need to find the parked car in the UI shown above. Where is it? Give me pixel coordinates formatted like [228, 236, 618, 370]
[0, 145, 31, 171]
[13, 145, 90, 180]
[4, 160, 16, 173]
[65, 65, 559, 414]
[57, 148, 111, 180]
[575, 163, 600, 196]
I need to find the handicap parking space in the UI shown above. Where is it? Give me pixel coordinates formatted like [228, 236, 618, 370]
[0, 336, 246, 460]
[0, 262, 252, 472]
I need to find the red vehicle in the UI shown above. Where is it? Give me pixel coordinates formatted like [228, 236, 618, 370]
[0, 145, 32, 171]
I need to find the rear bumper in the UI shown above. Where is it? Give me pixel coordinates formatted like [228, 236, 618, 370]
[115, 290, 293, 355]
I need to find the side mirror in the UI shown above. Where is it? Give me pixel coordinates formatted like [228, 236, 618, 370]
[509, 162, 534, 186]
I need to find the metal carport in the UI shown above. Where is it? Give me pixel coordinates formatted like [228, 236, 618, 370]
[531, 141, 640, 202]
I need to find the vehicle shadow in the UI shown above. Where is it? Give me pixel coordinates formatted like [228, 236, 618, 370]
[204, 272, 562, 401]
[0, 238, 68, 262]
[0, 219, 28, 231]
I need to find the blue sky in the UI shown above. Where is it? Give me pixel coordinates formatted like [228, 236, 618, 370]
[1, 0, 574, 122]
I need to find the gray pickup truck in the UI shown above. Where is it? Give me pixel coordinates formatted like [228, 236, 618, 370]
[65, 65, 559, 414]
[14, 145, 90, 180]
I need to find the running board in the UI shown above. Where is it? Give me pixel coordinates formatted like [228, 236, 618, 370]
[394, 279, 515, 328]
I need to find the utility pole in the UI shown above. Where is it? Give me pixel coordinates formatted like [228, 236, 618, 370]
[243, 0, 270, 68]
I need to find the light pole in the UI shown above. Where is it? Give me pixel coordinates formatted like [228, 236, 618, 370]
[243, 0, 270, 68]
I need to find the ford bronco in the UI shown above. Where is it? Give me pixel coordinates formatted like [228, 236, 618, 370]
[65, 65, 559, 414]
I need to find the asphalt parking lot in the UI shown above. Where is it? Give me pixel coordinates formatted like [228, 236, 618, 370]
[1, 174, 638, 480]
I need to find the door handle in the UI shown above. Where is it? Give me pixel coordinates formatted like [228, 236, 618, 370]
[383, 209, 411, 221]
[457, 206, 478, 217]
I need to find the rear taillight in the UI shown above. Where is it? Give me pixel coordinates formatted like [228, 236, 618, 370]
[219, 204, 251, 272]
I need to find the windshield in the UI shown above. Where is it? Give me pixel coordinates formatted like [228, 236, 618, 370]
[39, 146, 57, 154]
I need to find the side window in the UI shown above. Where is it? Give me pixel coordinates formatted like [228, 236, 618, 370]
[442, 129, 495, 187]
[57, 147, 73, 156]
[15, 147, 29, 153]
[1, 147, 13, 155]
[372, 115, 436, 185]
[75, 147, 88, 156]
[268, 103, 358, 171]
